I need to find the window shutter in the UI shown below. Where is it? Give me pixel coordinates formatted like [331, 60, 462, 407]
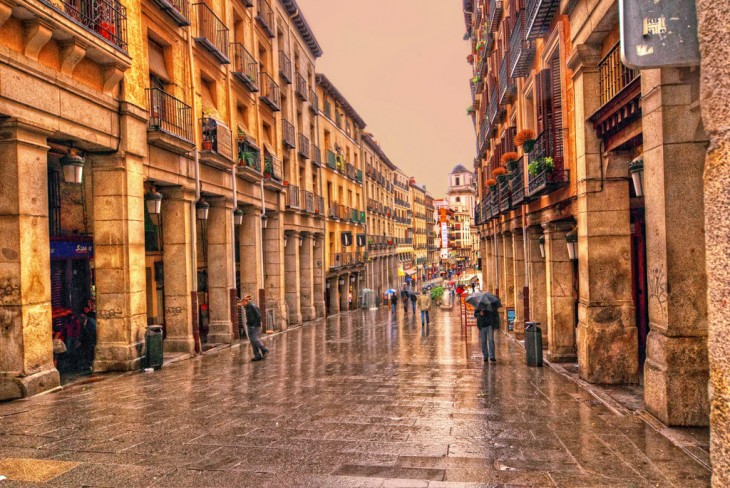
[550, 55, 563, 165]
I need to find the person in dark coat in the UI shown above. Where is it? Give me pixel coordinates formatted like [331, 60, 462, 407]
[401, 287, 409, 313]
[240, 294, 269, 361]
[475, 308, 499, 362]
[390, 292, 398, 314]
[409, 291, 417, 314]
[78, 312, 96, 372]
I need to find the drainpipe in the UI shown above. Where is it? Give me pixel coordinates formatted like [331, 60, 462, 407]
[493, 225, 499, 297]
[231, 167, 237, 286]
[187, 18, 201, 352]
[260, 178, 266, 287]
[522, 207, 530, 321]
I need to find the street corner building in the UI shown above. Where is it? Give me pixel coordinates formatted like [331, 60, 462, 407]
[464, 0, 727, 452]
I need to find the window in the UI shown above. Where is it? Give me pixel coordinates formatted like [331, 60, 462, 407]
[455, 177, 460, 186]
[148, 38, 170, 88]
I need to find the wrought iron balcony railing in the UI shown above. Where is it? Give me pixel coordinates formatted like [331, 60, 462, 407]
[298, 133, 310, 159]
[296, 73, 308, 101]
[279, 51, 292, 84]
[316, 195, 324, 215]
[499, 55, 516, 105]
[509, 11, 536, 78]
[311, 144, 321, 166]
[527, 127, 568, 196]
[231, 43, 258, 92]
[525, 0, 560, 40]
[255, 0, 275, 38]
[599, 42, 640, 106]
[259, 72, 280, 111]
[489, 85, 503, 124]
[303, 190, 314, 213]
[45, 0, 129, 51]
[237, 137, 261, 174]
[150, 0, 189, 26]
[309, 90, 318, 114]
[146, 88, 193, 142]
[326, 150, 336, 169]
[488, 0, 503, 32]
[282, 119, 295, 148]
[510, 157, 525, 206]
[499, 178, 511, 213]
[193, 3, 229, 63]
[328, 201, 339, 219]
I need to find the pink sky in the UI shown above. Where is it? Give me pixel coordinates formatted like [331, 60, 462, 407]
[296, 0, 476, 197]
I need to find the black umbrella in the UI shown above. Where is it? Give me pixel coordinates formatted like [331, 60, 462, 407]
[466, 292, 502, 311]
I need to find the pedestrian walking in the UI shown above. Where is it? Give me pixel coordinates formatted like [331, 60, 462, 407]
[475, 308, 499, 362]
[390, 292, 398, 313]
[410, 291, 417, 314]
[418, 291, 431, 326]
[470, 282, 476, 294]
[401, 287, 409, 313]
[240, 294, 269, 361]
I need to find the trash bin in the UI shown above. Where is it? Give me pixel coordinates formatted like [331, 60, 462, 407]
[145, 325, 164, 369]
[525, 322, 543, 367]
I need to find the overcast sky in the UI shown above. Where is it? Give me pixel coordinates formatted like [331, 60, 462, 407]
[296, 0, 476, 197]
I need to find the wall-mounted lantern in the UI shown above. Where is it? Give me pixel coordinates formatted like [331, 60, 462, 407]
[629, 157, 644, 197]
[60, 150, 85, 184]
[145, 188, 163, 216]
[196, 198, 210, 221]
[261, 214, 268, 229]
[539, 235, 545, 259]
[566, 227, 578, 261]
[233, 208, 244, 226]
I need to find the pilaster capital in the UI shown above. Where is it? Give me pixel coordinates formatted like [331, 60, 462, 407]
[207, 196, 235, 209]
[567, 43, 602, 77]
[158, 185, 196, 202]
[0, 118, 53, 148]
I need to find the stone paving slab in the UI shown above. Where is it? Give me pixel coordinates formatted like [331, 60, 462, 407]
[0, 307, 712, 487]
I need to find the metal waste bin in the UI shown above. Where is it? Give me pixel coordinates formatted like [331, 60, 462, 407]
[145, 325, 164, 369]
[525, 322, 543, 367]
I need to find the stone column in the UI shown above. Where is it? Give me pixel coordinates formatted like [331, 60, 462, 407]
[313, 234, 326, 317]
[512, 227, 526, 339]
[339, 273, 349, 311]
[160, 187, 195, 354]
[284, 231, 302, 325]
[0, 120, 60, 400]
[239, 209, 263, 299]
[527, 226, 548, 347]
[494, 233, 504, 299]
[206, 198, 234, 344]
[568, 43, 638, 384]
[263, 212, 286, 330]
[642, 67, 709, 426]
[543, 221, 577, 362]
[299, 233, 315, 321]
[327, 276, 339, 315]
[501, 231, 515, 328]
[696, 0, 729, 479]
[91, 154, 147, 371]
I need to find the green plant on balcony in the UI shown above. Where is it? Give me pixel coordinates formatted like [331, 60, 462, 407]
[239, 148, 257, 168]
[467, 105, 475, 115]
[264, 155, 274, 178]
[528, 156, 554, 177]
[336, 154, 344, 172]
[471, 74, 482, 86]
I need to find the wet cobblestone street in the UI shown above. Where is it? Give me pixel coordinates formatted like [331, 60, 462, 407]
[0, 307, 711, 487]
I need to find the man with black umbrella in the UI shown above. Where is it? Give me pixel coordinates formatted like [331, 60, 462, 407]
[476, 308, 499, 362]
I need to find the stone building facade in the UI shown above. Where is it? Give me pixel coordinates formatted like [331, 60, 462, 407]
[410, 180, 427, 279]
[393, 168, 414, 283]
[446, 164, 478, 265]
[465, 0, 711, 431]
[316, 74, 367, 315]
[363, 133, 397, 298]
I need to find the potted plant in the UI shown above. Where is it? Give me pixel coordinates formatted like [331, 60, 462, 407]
[486, 178, 497, 188]
[471, 74, 482, 86]
[501, 151, 519, 171]
[467, 105, 475, 116]
[492, 166, 507, 183]
[467, 54, 474, 64]
[264, 156, 273, 178]
[238, 148, 257, 169]
[527, 156, 555, 177]
[514, 129, 536, 153]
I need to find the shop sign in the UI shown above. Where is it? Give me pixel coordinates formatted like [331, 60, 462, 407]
[50, 240, 94, 259]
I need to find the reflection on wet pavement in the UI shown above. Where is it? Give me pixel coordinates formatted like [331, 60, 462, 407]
[0, 307, 711, 487]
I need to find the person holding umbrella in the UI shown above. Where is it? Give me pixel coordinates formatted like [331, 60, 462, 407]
[387, 289, 398, 314]
[467, 292, 502, 363]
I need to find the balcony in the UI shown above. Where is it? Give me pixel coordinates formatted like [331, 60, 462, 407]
[315, 196, 324, 215]
[309, 90, 318, 114]
[498, 178, 511, 213]
[146, 88, 194, 154]
[509, 11, 536, 78]
[338, 204, 350, 221]
[488, 189, 500, 218]
[350, 208, 359, 223]
[499, 56, 516, 105]
[346, 163, 356, 180]
[259, 72, 281, 111]
[302, 190, 315, 213]
[328, 202, 339, 219]
[200, 116, 234, 165]
[241, 0, 253, 6]
[282, 119, 295, 149]
[150, 0, 189, 26]
[510, 157, 525, 206]
[326, 150, 336, 170]
[527, 128, 569, 196]
[356, 169, 363, 184]
[40, 0, 129, 53]
[298, 133, 310, 159]
[296, 73, 308, 101]
[525, 0, 561, 40]
[255, 0, 275, 38]
[488, 0, 503, 33]
[231, 43, 258, 92]
[236, 136, 261, 181]
[279, 51, 292, 84]
[286, 184, 300, 209]
[193, 3, 229, 64]
[489, 85, 504, 124]
[589, 42, 641, 140]
[263, 151, 282, 182]
[311, 144, 321, 166]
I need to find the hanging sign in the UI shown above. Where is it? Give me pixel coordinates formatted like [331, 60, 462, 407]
[50, 240, 94, 260]
[356, 234, 366, 247]
[619, 0, 700, 68]
[341, 232, 353, 247]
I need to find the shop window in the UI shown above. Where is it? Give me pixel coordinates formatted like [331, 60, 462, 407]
[48, 169, 62, 237]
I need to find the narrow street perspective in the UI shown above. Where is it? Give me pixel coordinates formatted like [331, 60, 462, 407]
[0, 307, 711, 487]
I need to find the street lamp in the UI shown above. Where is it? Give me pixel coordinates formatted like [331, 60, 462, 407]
[629, 157, 644, 197]
[196, 198, 210, 221]
[350, 275, 356, 283]
[284, 234, 288, 248]
[539, 235, 545, 259]
[338, 278, 345, 286]
[145, 188, 163, 216]
[60, 150, 85, 184]
[566, 227, 578, 261]
[299, 236, 304, 247]
[261, 213, 268, 229]
[233, 208, 244, 226]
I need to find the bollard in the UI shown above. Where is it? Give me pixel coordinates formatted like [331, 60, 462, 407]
[145, 325, 164, 370]
[524, 322, 543, 367]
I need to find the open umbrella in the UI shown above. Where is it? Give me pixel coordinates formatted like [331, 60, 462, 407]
[385, 289, 397, 295]
[466, 292, 502, 311]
